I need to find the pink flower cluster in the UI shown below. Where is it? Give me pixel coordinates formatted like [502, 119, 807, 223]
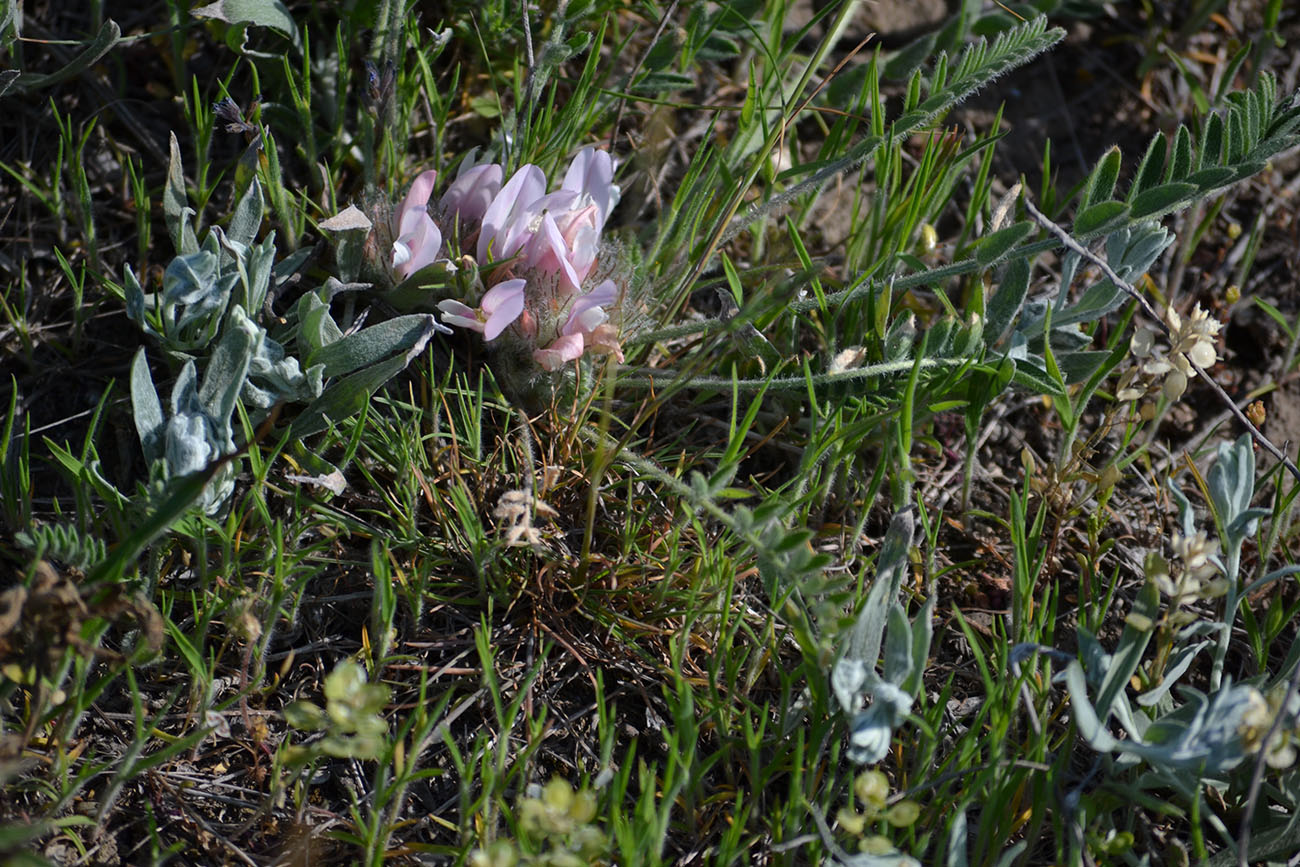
[389, 148, 623, 371]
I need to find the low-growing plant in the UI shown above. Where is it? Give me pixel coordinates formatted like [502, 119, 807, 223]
[4, 3, 1300, 865]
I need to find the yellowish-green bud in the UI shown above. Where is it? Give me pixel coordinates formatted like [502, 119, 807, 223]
[836, 807, 867, 835]
[918, 223, 939, 254]
[885, 800, 921, 827]
[854, 769, 890, 812]
[570, 790, 598, 824]
[861, 835, 895, 855]
[543, 778, 574, 812]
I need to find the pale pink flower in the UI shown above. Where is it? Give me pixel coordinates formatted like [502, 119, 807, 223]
[562, 147, 617, 224]
[440, 161, 503, 228]
[524, 206, 583, 292]
[391, 170, 444, 280]
[497, 187, 604, 294]
[533, 333, 586, 371]
[475, 150, 618, 291]
[477, 164, 546, 263]
[437, 279, 527, 341]
[532, 280, 623, 370]
[558, 202, 601, 278]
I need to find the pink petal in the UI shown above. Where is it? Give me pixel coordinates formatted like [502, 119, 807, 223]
[398, 215, 443, 278]
[440, 163, 503, 225]
[481, 280, 527, 341]
[509, 190, 578, 267]
[588, 323, 624, 362]
[526, 213, 581, 292]
[554, 203, 601, 284]
[533, 333, 585, 371]
[562, 280, 618, 335]
[479, 164, 546, 262]
[437, 299, 485, 333]
[391, 239, 413, 270]
[583, 279, 618, 308]
[396, 170, 438, 238]
[563, 148, 614, 220]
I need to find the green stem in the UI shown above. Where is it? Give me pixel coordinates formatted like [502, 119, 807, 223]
[1209, 542, 1242, 692]
[634, 238, 1061, 348]
[617, 356, 966, 392]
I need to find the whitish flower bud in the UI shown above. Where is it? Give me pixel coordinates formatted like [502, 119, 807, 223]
[1187, 340, 1216, 368]
[1162, 370, 1188, 401]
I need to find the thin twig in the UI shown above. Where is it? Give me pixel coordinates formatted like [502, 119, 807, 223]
[1022, 196, 1300, 484]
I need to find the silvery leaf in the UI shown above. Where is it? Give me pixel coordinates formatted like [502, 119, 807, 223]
[163, 250, 220, 305]
[1208, 434, 1265, 547]
[847, 706, 894, 765]
[297, 288, 344, 356]
[124, 264, 150, 329]
[1068, 661, 1256, 774]
[834, 850, 921, 867]
[213, 225, 249, 265]
[1137, 640, 1212, 707]
[227, 177, 264, 250]
[1208, 434, 1255, 524]
[844, 509, 914, 667]
[170, 360, 203, 417]
[164, 412, 214, 477]
[307, 313, 445, 378]
[289, 316, 438, 438]
[231, 305, 323, 405]
[1167, 480, 1199, 539]
[199, 305, 257, 439]
[244, 232, 277, 313]
[165, 131, 199, 255]
[832, 658, 869, 714]
[847, 685, 912, 765]
[883, 603, 913, 686]
[130, 348, 165, 466]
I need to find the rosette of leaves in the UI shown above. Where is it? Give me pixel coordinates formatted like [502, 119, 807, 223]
[124, 136, 444, 511]
[132, 348, 242, 514]
[125, 140, 278, 355]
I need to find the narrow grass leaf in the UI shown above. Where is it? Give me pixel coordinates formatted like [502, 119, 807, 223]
[11, 20, 121, 92]
[87, 467, 221, 585]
